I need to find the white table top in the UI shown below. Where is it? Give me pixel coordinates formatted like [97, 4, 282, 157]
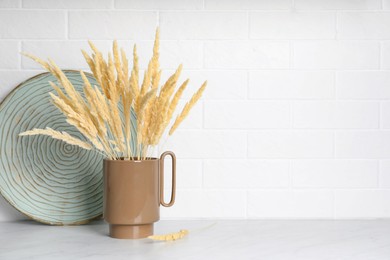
[1, 219, 390, 259]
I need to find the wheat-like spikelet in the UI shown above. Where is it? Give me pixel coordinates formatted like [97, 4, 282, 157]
[148, 229, 189, 241]
[93, 85, 110, 122]
[167, 79, 189, 121]
[108, 98, 125, 151]
[22, 53, 84, 114]
[49, 92, 79, 121]
[138, 88, 157, 120]
[21, 52, 51, 71]
[91, 85, 117, 158]
[159, 64, 182, 100]
[151, 106, 169, 145]
[81, 50, 96, 75]
[48, 82, 73, 108]
[99, 60, 110, 94]
[48, 60, 86, 113]
[151, 70, 161, 93]
[66, 118, 104, 152]
[153, 68, 183, 140]
[129, 70, 139, 98]
[121, 48, 129, 83]
[151, 28, 160, 90]
[19, 127, 92, 150]
[89, 87, 109, 135]
[112, 41, 123, 93]
[169, 81, 207, 135]
[145, 65, 183, 143]
[122, 68, 134, 158]
[150, 79, 190, 145]
[138, 61, 153, 105]
[107, 54, 118, 101]
[141, 97, 156, 146]
[80, 71, 109, 139]
[122, 86, 134, 158]
[88, 41, 111, 99]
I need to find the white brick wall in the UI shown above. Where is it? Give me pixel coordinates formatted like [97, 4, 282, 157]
[0, 0, 390, 221]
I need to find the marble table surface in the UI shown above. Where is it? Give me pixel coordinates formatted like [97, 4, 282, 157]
[1, 219, 390, 259]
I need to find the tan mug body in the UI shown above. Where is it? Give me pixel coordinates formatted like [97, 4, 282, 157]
[103, 151, 176, 239]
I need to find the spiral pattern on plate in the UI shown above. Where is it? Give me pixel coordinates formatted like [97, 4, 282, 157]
[0, 71, 107, 225]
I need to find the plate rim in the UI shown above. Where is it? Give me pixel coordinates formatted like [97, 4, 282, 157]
[0, 70, 103, 225]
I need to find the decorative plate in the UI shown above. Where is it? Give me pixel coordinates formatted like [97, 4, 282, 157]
[0, 71, 106, 225]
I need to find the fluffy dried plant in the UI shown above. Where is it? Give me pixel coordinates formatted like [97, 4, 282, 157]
[148, 229, 189, 241]
[19, 28, 207, 160]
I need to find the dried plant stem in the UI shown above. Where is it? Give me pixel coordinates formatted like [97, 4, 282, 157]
[20, 28, 206, 160]
[20, 127, 93, 150]
[169, 81, 207, 135]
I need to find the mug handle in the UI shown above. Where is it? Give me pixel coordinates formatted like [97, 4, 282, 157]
[159, 151, 176, 207]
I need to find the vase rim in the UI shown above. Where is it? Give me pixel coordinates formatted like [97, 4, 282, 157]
[103, 157, 159, 162]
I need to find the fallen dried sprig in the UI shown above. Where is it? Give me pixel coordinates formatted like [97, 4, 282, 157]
[148, 229, 189, 241]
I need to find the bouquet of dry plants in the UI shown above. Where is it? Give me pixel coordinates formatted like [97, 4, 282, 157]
[19, 29, 206, 160]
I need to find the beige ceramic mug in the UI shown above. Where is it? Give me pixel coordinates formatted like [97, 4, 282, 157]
[103, 151, 176, 239]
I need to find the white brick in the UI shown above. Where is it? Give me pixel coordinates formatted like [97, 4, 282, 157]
[159, 41, 203, 69]
[250, 12, 335, 39]
[293, 41, 379, 69]
[248, 190, 334, 218]
[160, 12, 247, 40]
[338, 12, 390, 39]
[382, 41, 390, 69]
[22, 41, 111, 70]
[337, 71, 390, 99]
[0, 41, 19, 69]
[204, 160, 289, 188]
[0, 0, 20, 8]
[105, 40, 203, 70]
[0, 70, 38, 101]
[249, 70, 334, 99]
[336, 131, 390, 159]
[379, 160, 390, 188]
[335, 190, 390, 218]
[380, 102, 390, 128]
[248, 131, 334, 158]
[0, 11, 65, 39]
[205, 101, 290, 129]
[165, 130, 247, 159]
[293, 101, 379, 129]
[205, 0, 291, 9]
[295, 0, 382, 10]
[161, 190, 246, 218]
[175, 160, 202, 188]
[292, 160, 378, 188]
[205, 41, 289, 69]
[22, 0, 112, 8]
[181, 70, 247, 100]
[68, 11, 157, 40]
[116, 0, 202, 9]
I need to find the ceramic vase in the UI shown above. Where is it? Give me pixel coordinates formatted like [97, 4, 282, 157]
[103, 151, 176, 239]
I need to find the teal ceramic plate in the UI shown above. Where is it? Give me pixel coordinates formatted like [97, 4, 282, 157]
[0, 71, 108, 225]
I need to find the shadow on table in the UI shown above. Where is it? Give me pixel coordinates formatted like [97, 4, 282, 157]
[82, 218, 108, 236]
